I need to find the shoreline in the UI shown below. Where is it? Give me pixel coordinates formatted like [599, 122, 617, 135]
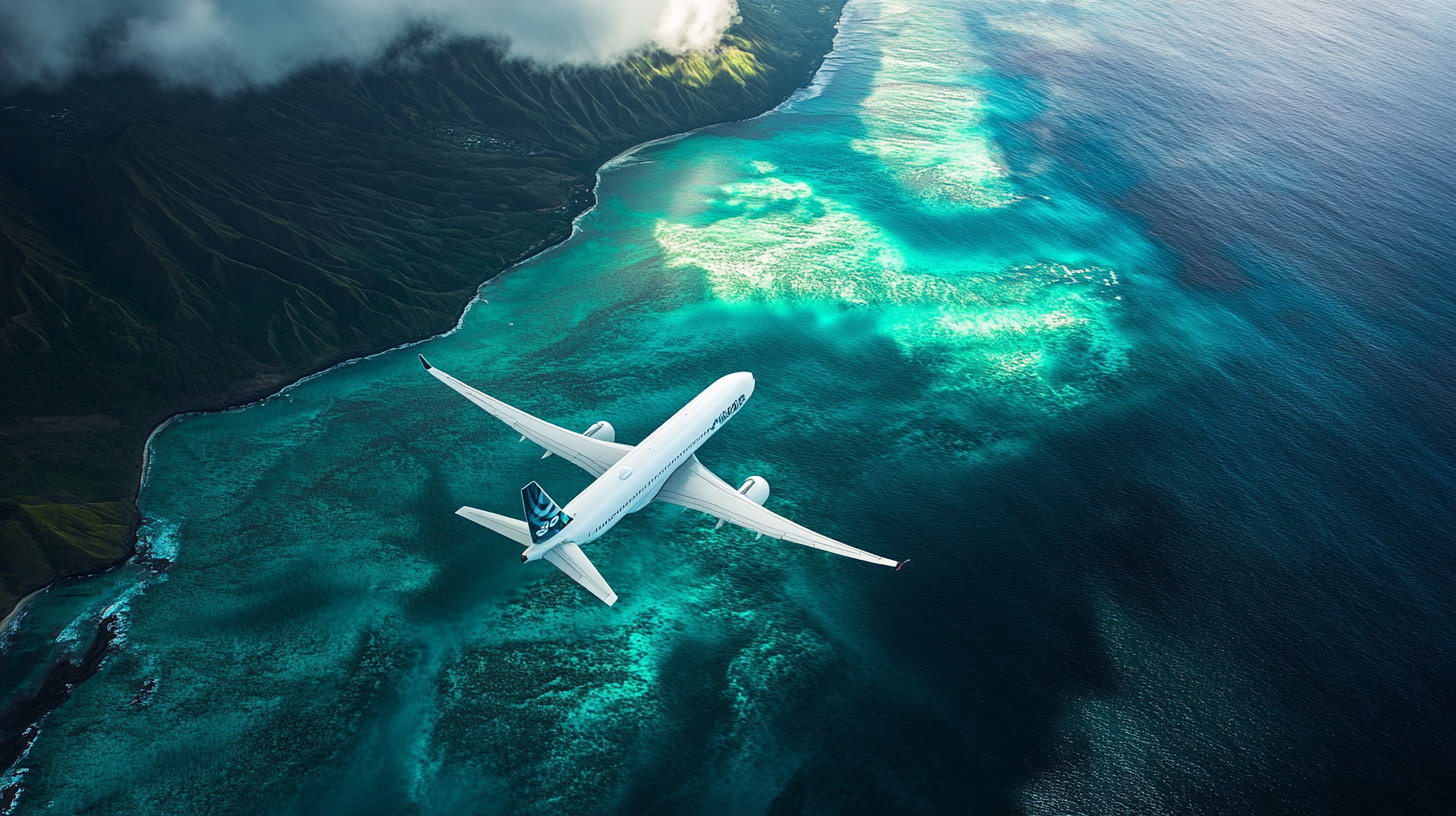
[0, 587, 48, 636]
[8, 20, 850, 627]
[133, 20, 853, 498]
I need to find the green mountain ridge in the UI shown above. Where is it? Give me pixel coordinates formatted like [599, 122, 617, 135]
[0, 0, 847, 613]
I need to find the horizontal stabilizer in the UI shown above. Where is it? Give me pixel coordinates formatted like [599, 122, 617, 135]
[543, 542, 618, 606]
[456, 506, 532, 546]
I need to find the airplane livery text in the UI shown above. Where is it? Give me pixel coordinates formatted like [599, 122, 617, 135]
[712, 394, 746, 431]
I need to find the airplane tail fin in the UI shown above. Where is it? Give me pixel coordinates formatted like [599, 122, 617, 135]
[521, 481, 571, 544]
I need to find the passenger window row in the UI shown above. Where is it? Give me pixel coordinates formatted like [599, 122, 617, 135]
[590, 429, 711, 537]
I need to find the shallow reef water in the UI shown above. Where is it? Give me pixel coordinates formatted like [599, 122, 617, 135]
[2, 0, 1452, 813]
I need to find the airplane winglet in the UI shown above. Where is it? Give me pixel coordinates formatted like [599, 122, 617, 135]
[895, 559, 910, 571]
[418, 354, 432, 370]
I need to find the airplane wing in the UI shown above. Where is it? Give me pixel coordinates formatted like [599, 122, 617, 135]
[655, 456, 902, 568]
[420, 356, 632, 478]
[543, 542, 619, 606]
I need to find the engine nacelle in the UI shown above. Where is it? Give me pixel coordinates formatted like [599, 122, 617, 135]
[736, 476, 770, 506]
[583, 421, 615, 443]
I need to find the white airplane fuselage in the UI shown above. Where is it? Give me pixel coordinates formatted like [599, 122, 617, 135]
[520, 372, 755, 561]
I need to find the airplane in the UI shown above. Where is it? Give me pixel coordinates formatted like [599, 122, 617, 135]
[419, 355, 906, 605]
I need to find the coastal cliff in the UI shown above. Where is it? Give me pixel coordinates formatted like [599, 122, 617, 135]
[0, 0, 846, 615]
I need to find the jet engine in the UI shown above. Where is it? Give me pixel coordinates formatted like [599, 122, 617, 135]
[583, 421, 615, 443]
[737, 476, 770, 505]
[538, 420, 614, 460]
[714, 476, 770, 530]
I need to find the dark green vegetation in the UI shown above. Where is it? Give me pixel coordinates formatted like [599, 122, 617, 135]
[0, 0, 846, 614]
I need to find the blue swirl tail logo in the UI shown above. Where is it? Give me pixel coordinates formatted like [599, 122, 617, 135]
[521, 481, 571, 544]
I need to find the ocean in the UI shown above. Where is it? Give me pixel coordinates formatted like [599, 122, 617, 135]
[2, 0, 1452, 812]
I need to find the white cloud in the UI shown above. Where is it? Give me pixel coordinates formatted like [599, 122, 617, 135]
[0, 0, 739, 92]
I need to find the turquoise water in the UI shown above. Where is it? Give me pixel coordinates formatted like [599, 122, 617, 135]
[3, 0, 1453, 812]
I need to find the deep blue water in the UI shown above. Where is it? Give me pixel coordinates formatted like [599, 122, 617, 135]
[2, 0, 1452, 813]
